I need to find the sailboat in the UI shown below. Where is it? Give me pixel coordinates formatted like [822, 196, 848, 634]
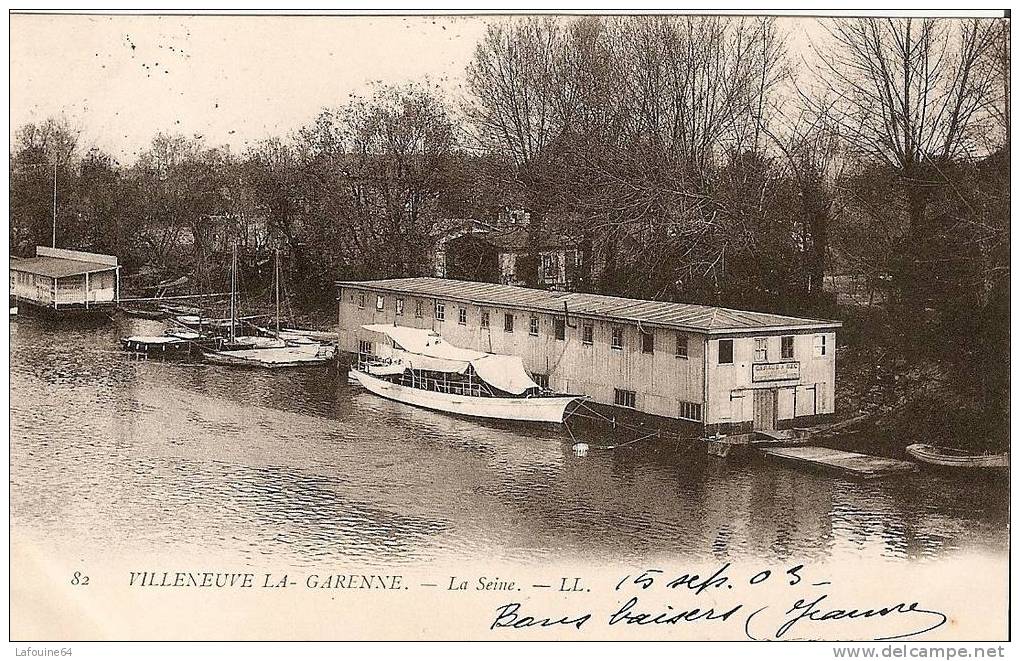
[201, 246, 335, 368]
[348, 325, 583, 423]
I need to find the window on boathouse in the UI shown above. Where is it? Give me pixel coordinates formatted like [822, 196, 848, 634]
[614, 388, 636, 409]
[504, 313, 514, 333]
[376, 295, 385, 312]
[415, 300, 424, 318]
[395, 298, 404, 316]
[781, 335, 794, 360]
[611, 327, 624, 350]
[554, 318, 565, 341]
[676, 333, 688, 358]
[480, 310, 490, 328]
[719, 339, 734, 364]
[435, 302, 445, 321]
[754, 337, 768, 362]
[358, 293, 365, 309]
[641, 329, 654, 354]
[814, 334, 827, 357]
[458, 307, 467, 325]
[582, 324, 594, 345]
[529, 317, 539, 336]
[678, 401, 702, 421]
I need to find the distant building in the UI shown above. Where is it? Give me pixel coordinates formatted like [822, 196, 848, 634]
[431, 218, 495, 279]
[823, 273, 888, 307]
[337, 277, 840, 434]
[201, 212, 273, 256]
[10, 246, 120, 312]
[444, 225, 582, 289]
[438, 210, 585, 290]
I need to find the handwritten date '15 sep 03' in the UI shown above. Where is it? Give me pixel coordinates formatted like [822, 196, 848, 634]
[490, 563, 948, 641]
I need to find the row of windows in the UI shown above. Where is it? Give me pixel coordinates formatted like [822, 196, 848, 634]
[717, 335, 827, 365]
[357, 293, 693, 356]
[612, 388, 703, 420]
[355, 293, 828, 361]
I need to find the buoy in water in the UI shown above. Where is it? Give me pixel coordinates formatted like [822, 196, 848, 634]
[572, 442, 589, 457]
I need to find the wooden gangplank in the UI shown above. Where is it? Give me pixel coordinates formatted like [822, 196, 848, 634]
[761, 446, 918, 479]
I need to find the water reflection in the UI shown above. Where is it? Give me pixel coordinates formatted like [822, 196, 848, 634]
[9, 314, 1008, 567]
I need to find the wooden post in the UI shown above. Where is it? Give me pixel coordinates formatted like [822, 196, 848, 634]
[85, 271, 90, 310]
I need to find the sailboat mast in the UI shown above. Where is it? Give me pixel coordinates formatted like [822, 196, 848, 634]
[230, 242, 237, 343]
[274, 248, 280, 334]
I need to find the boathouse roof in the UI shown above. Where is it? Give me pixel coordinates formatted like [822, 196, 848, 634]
[337, 277, 841, 334]
[11, 256, 119, 278]
[10, 246, 119, 279]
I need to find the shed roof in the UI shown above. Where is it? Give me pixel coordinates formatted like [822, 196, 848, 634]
[337, 277, 841, 334]
[479, 225, 577, 251]
[11, 256, 119, 278]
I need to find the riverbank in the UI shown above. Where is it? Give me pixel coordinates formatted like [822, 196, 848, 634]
[833, 306, 1008, 454]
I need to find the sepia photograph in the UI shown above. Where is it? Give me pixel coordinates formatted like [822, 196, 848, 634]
[7, 7, 1012, 649]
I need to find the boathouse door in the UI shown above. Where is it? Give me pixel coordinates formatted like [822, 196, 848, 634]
[753, 388, 778, 431]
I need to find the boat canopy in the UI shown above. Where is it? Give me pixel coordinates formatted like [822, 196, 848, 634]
[469, 354, 541, 395]
[362, 324, 541, 395]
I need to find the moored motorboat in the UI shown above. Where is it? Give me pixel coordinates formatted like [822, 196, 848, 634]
[348, 325, 583, 424]
[905, 443, 1009, 469]
[120, 335, 192, 356]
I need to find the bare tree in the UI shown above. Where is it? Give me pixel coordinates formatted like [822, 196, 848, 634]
[10, 117, 82, 251]
[463, 17, 563, 168]
[759, 99, 845, 298]
[291, 83, 456, 288]
[813, 18, 1001, 236]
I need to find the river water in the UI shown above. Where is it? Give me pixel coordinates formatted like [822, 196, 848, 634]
[10, 315, 1009, 570]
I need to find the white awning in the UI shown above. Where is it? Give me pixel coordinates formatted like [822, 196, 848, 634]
[395, 350, 470, 374]
[361, 324, 541, 394]
[362, 324, 484, 361]
[470, 354, 540, 395]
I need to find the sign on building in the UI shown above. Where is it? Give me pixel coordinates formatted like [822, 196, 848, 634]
[751, 361, 801, 382]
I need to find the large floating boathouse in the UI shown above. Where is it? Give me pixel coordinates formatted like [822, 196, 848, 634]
[336, 277, 840, 434]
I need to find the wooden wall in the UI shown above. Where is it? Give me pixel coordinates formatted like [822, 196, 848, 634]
[704, 332, 837, 426]
[10, 271, 53, 306]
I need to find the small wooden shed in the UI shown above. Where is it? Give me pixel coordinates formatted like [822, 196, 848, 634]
[10, 246, 120, 312]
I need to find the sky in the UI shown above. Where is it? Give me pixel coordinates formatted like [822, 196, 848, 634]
[10, 14, 492, 162]
[10, 12, 998, 165]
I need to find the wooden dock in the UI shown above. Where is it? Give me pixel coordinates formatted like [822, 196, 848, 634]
[701, 430, 813, 458]
[761, 446, 918, 479]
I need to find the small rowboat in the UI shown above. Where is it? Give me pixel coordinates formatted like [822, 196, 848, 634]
[905, 443, 1009, 469]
